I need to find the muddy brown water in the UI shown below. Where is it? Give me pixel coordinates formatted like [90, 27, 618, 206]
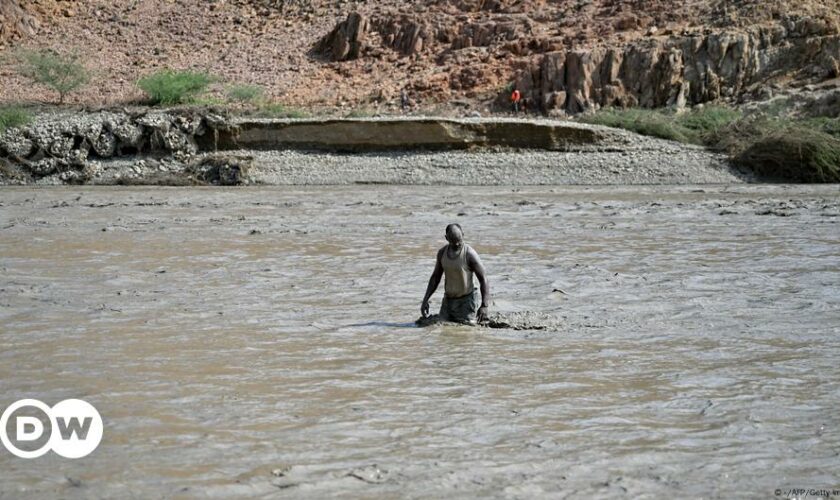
[1, 185, 839, 498]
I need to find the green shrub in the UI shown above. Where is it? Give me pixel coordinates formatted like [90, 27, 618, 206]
[734, 125, 840, 183]
[710, 115, 782, 155]
[800, 116, 840, 138]
[137, 70, 214, 105]
[685, 114, 840, 182]
[227, 84, 264, 104]
[0, 105, 31, 133]
[15, 49, 90, 104]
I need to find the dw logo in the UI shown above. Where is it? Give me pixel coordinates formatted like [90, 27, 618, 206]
[0, 399, 103, 459]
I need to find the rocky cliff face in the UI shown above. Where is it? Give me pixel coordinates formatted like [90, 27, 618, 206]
[2, 0, 840, 113]
[513, 18, 840, 114]
[315, 7, 840, 114]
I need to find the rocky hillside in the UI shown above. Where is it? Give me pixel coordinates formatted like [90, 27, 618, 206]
[1, 0, 839, 113]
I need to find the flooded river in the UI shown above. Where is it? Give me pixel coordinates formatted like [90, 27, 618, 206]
[1, 185, 839, 498]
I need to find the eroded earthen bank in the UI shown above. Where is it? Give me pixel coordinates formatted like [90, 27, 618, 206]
[0, 110, 746, 186]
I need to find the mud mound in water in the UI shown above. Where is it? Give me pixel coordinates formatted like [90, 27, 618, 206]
[416, 311, 562, 331]
[481, 311, 564, 331]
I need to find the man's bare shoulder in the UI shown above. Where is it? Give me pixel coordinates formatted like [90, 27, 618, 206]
[466, 245, 485, 268]
[466, 244, 482, 258]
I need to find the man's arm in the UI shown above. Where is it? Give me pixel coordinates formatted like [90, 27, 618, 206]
[467, 248, 490, 321]
[421, 248, 445, 317]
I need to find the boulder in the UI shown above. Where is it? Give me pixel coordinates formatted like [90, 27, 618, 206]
[47, 136, 74, 158]
[188, 154, 252, 185]
[0, 129, 35, 158]
[91, 131, 117, 157]
[161, 128, 197, 154]
[109, 120, 145, 151]
[29, 158, 59, 176]
[315, 12, 369, 61]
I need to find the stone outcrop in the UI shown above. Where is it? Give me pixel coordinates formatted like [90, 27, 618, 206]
[513, 18, 840, 114]
[451, 19, 526, 50]
[316, 11, 534, 61]
[316, 12, 446, 60]
[0, 109, 230, 184]
[370, 15, 439, 57]
[314, 12, 370, 61]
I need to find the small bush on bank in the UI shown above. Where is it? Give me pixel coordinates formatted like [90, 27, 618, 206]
[137, 70, 214, 105]
[0, 105, 32, 133]
[227, 84, 265, 104]
[800, 116, 840, 138]
[15, 49, 90, 104]
[734, 125, 840, 183]
[711, 115, 783, 156]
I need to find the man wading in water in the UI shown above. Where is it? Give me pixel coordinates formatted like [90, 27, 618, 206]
[421, 224, 490, 324]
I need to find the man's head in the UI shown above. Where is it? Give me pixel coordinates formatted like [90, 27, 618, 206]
[445, 223, 464, 250]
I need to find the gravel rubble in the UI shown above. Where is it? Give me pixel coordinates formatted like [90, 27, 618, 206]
[240, 146, 748, 185]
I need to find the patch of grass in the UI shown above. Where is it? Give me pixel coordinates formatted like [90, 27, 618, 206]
[676, 105, 742, 142]
[582, 106, 743, 144]
[581, 108, 691, 142]
[254, 103, 310, 119]
[757, 97, 794, 118]
[0, 105, 32, 133]
[15, 49, 90, 104]
[137, 70, 214, 105]
[227, 84, 264, 104]
[345, 107, 376, 118]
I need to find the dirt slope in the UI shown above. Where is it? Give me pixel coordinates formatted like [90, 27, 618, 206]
[1, 0, 838, 112]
